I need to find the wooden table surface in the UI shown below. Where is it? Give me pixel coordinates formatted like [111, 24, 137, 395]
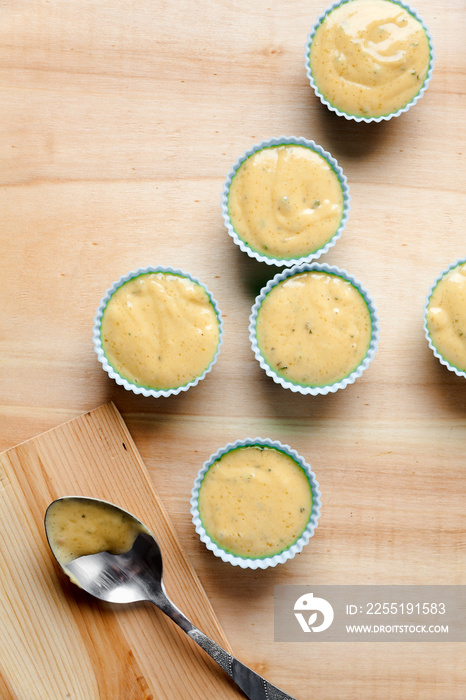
[1, 1, 465, 698]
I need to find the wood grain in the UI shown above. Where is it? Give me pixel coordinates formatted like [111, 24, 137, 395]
[0, 403, 241, 699]
[0, 0, 465, 698]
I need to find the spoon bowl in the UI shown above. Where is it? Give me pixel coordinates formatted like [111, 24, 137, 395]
[45, 496, 296, 700]
[66, 532, 165, 605]
[45, 496, 164, 605]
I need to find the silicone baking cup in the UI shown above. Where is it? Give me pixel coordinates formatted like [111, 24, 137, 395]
[249, 263, 380, 395]
[221, 136, 350, 266]
[305, 0, 435, 122]
[93, 266, 223, 398]
[423, 257, 466, 379]
[190, 438, 321, 570]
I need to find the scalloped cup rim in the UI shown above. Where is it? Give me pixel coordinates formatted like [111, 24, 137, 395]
[221, 136, 350, 266]
[93, 266, 224, 398]
[190, 438, 322, 569]
[304, 0, 435, 123]
[423, 256, 466, 379]
[249, 263, 380, 395]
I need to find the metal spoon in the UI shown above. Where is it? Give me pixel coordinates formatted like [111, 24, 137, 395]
[44, 496, 296, 700]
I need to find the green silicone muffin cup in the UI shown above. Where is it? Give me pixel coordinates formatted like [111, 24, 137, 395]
[190, 438, 321, 569]
[222, 136, 350, 266]
[249, 263, 379, 395]
[305, 0, 435, 122]
[93, 266, 223, 398]
[423, 257, 466, 378]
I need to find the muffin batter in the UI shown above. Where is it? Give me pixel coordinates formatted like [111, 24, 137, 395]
[46, 498, 146, 566]
[198, 446, 312, 558]
[309, 0, 431, 117]
[100, 272, 220, 390]
[228, 144, 344, 259]
[426, 262, 466, 371]
[256, 271, 372, 387]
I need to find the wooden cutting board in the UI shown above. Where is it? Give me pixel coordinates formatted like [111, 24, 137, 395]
[0, 402, 242, 700]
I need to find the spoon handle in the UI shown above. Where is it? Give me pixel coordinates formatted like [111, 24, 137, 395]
[152, 596, 296, 699]
[189, 628, 297, 700]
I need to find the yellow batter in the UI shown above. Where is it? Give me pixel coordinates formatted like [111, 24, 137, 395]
[46, 499, 146, 566]
[309, 0, 431, 118]
[198, 446, 312, 558]
[256, 271, 372, 386]
[228, 144, 344, 259]
[100, 272, 220, 390]
[426, 262, 466, 371]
